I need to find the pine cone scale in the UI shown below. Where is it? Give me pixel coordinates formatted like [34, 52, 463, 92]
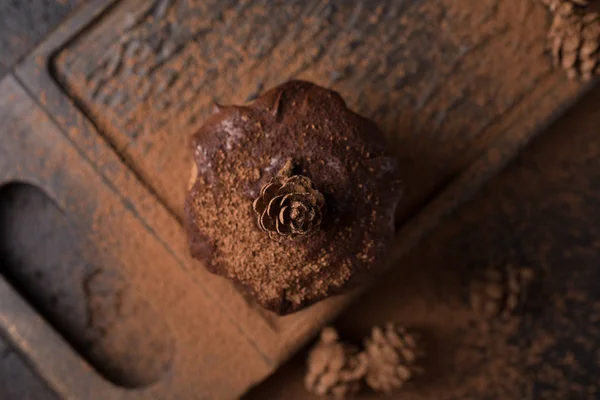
[259, 209, 277, 232]
[267, 195, 285, 218]
[275, 217, 292, 235]
[252, 196, 266, 215]
[278, 206, 290, 224]
[285, 183, 309, 194]
[262, 179, 283, 199]
[290, 202, 311, 223]
[281, 192, 309, 207]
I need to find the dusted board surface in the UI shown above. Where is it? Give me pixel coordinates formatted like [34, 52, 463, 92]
[2, 0, 598, 397]
[0, 0, 85, 78]
[53, 0, 578, 223]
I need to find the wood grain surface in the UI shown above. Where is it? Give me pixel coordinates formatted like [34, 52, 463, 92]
[0, 0, 84, 77]
[54, 0, 576, 221]
[0, 75, 271, 399]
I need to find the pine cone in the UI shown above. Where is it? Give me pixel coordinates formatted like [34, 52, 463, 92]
[470, 265, 535, 318]
[252, 160, 325, 240]
[305, 327, 368, 398]
[545, 0, 600, 80]
[363, 323, 421, 394]
[541, 0, 589, 11]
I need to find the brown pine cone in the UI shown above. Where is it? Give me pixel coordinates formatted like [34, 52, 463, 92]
[545, 0, 600, 80]
[541, 0, 589, 11]
[252, 159, 325, 240]
[363, 323, 422, 395]
[470, 265, 535, 318]
[305, 327, 368, 398]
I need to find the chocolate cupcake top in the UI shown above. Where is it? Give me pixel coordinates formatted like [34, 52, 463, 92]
[185, 80, 401, 314]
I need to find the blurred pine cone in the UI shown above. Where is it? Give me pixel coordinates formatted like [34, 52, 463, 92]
[363, 323, 421, 394]
[253, 161, 325, 240]
[470, 267, 505, 318]
[470, 265, 535, 318]
[305, 327, 368, 398]
[541, 0, 590, 10]
[544, 0, 600, 80]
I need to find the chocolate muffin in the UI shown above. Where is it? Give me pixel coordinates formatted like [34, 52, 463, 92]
[185, 81, 401, 314]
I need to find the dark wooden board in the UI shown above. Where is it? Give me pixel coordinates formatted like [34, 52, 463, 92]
[0, 75, 271, 399]
[0, 0, 85, 77]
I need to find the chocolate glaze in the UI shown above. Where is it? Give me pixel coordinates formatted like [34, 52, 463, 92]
[185, 81, 402, 314]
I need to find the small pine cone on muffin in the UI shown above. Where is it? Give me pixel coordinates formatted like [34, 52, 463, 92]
[252, 160, 325, 240]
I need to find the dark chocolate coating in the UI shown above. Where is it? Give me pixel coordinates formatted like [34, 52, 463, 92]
[185, 81, 402, 314]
